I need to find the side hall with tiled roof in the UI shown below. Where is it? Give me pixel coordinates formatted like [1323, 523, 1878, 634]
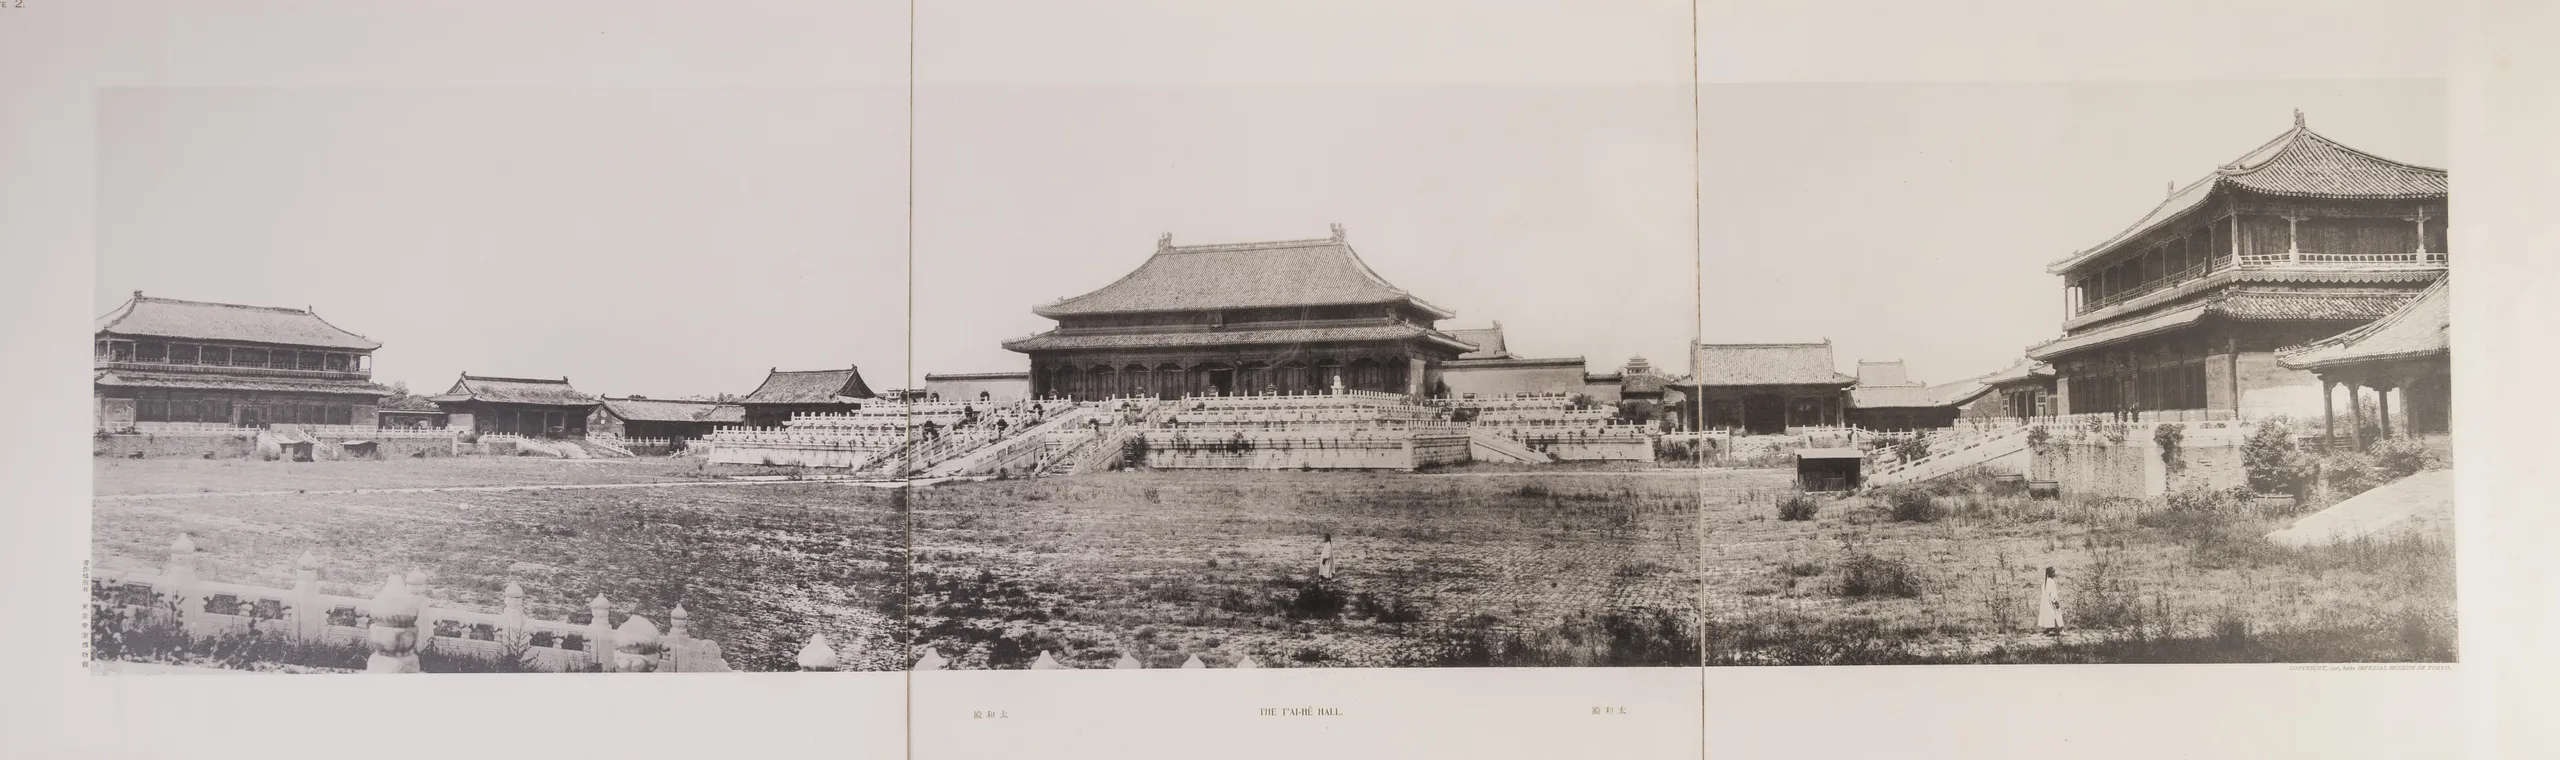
[429, 373, 600, 438]
[589, 396, 741, 441]
[740, 367, 875, 427]
[1847, 360, 1976, 430]
[2279, 277, 2451, 441]
[1672, 340, 1856, 434]
[93, 291, 392, 430]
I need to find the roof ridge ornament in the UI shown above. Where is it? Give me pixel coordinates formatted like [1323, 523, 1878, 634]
[1330, 222, 1346, 242]
[1158, 232, 1173, 252]
[2294, 108, 2306, 130]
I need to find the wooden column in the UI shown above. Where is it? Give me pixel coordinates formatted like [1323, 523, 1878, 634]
[2321, 378, 2337, 451]
[2229, 214, 2241, 260]
[2346, 381, 2367, 449]
[2378, 384, 2394, 439]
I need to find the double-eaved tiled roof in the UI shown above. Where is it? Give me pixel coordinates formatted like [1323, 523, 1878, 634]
[1683, 341, 1857, 387]
[1005, 323, 1476, 353]
[1033, 229, 1453, 319]
[2028, 286, 2420, 360]
[431, 374, 599, 407]
[2050, 114, 2448, 274]
[95, 293, 380, 350]
[742, 367, 874, 405]
[2280, 277, 2450, 371]
[2209, 289, 2417, 322]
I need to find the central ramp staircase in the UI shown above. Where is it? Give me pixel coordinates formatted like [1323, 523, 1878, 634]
[1467, 428, 1556, 464]
[576, 436, 637, 458]
[919, 407, 1095, 478]
[1862, 423, 2032, 488]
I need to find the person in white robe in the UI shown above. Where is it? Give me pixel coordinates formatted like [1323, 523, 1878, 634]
[2038, 566, 2066, 637]
[1316, 533, 1337, 581]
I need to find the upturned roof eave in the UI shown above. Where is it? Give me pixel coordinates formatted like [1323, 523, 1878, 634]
[1032, 294, 1442, 319]
[2044, 124, 2449, 276]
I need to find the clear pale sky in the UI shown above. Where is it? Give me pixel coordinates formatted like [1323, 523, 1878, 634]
[88, 15, 2441, 397]
[909, 85, 1698, 378]
[95, 3, 1704, 397]
[1700, 80, 2446, 384]
[95, 88, 912, 399]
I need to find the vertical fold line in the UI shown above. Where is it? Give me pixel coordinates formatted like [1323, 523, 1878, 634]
[903, 0, 918, 756]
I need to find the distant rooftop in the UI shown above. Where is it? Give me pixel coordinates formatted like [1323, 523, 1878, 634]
[742, 367, 875, 405]
[1684, 340, 1857, 387]
[431, 374, 598, 406]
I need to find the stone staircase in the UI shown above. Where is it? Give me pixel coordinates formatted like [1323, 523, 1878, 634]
[1467, 429, 1556, 464]
[578, 436, 637, 458]
[1863, 423, 2032, 488]
[920, 407, 1095, 478]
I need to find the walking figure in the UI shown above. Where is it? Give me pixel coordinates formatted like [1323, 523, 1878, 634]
[1316, 533, 1337, 581]
[2038, 566, 2066, 638]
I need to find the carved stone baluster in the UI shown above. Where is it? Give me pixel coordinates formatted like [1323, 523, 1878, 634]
[364, 573, 422, 674]
[290, 550, 324, 640]
[797, 634, 838, 672]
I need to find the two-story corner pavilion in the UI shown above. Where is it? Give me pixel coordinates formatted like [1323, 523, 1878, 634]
[1002, 225, 1478, 401]
[93, 292, 391, 429]
[2026, 112, 2448, 421]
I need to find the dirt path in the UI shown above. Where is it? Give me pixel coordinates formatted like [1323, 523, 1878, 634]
[96, 475, 929, 502]
[1417, 469, 1706, 477]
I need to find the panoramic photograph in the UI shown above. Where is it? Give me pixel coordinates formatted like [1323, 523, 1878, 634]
[81, 76, 2455, 674]
[1689, 80, 2455, 665]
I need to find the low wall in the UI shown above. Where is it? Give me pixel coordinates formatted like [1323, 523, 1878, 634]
[1499, 434, 1653, 462]
[2029, 420, 2248, 500]
[94, 533, 730, 673]
[706, 441, 882, 468]
[95, 430, 457, 461]
[1138, 430, 1470, 471]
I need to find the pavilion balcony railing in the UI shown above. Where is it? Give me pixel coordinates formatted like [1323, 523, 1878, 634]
[2075, 251, 2447, 316]
[94, 358, 372, 380]
[2081, 263, 2206, 313]
[2231, 250, 2450, 268]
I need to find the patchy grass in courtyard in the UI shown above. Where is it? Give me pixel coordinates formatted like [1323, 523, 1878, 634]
[903, 471, 1705, 668]
[93, 456, 733, 497]
[93, 461, 908, 672]
[1704, 469, 2456, 665]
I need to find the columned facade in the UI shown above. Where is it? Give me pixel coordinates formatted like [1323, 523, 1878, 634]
[2030, 115, 2447, 421]
[1005, 227, 1474, 402]
[1029, 344, 1443, 400]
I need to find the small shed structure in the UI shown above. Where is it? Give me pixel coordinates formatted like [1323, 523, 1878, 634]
[1795, 447, 1865, 492]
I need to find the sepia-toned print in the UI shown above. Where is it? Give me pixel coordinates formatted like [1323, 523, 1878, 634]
[88, 88, 917, 673]
[1692, 81, 2454, 665]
